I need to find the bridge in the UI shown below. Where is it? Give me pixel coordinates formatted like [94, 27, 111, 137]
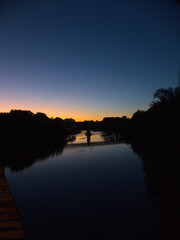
[66, 140, 124, 148]
[0, 165, 28, 240]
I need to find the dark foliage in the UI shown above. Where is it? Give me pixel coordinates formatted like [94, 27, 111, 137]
[126, 88, 180, 239]
[175, 0, 180, 4]
[71, 117, 130, 133]
[0, 110, 66, 171]
[130, 135, 180, 240]
[102, 117, 129, 132]
[125, 87, 180, 153]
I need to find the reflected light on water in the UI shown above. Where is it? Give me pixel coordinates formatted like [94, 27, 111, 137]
[67, 131, 119, 144]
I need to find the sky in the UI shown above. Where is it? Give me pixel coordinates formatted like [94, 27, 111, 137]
[0, 0, 180, 121]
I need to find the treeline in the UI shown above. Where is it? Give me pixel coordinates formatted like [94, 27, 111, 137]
[0, 110, 67, 170]
[125, 87, 180, 153]
[1, 87, 179, 171]
[129, 88, 180, 239]
[0, 110, 66, 148]
[66, 117, 130, 133]
[67, 87, 180, 153]
[1, 87, 179, 152]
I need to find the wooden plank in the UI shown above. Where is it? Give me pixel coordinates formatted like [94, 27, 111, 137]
[0, 165, 28, 239]
[0, 207, 17, 213]
[0, 230, 26, 239]
[0, 201, 16, 208]
[0, 221, 23, 229]
[0, 213, 20, 221]
[0, 197, 14, 202]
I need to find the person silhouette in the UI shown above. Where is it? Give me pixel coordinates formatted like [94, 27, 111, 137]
[86, 129, 92, 146]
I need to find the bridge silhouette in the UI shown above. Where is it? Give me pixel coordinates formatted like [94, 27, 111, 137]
[66, 140, 124, 148]
[66, 130, 124, 148]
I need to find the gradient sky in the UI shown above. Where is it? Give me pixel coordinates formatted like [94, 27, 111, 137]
[0, 0, 180, 121]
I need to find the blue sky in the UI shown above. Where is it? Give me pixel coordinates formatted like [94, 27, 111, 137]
[0, 0, 180, 120]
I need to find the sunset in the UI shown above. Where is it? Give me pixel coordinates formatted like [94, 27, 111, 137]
[0, 1, 180, 240]
[1, 0, 179, 121]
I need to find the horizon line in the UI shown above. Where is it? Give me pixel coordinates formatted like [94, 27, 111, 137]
[0, 108, 133, 122]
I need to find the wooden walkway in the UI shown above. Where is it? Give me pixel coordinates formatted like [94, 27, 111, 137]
[0, 165, 28, 240]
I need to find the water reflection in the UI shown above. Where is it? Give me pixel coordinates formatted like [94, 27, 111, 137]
[6, 142, 158, 240]
[67, 130, 104, 144]
[86, 130, 92, 145]
[0, 131, 121, 172]
[0, 141, 65, 172]
[3, 131, 180, 239]
[67, 130, 122, 144]
[131, 140, 180, 240]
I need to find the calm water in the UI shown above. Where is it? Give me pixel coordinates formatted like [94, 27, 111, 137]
[5, 131, 161, 240]
[67, 130, 119, 143]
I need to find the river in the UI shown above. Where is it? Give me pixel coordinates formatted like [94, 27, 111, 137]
[5, 131, 176, 240]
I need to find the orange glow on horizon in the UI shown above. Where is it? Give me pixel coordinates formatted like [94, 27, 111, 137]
[0, 104, 133, 122]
